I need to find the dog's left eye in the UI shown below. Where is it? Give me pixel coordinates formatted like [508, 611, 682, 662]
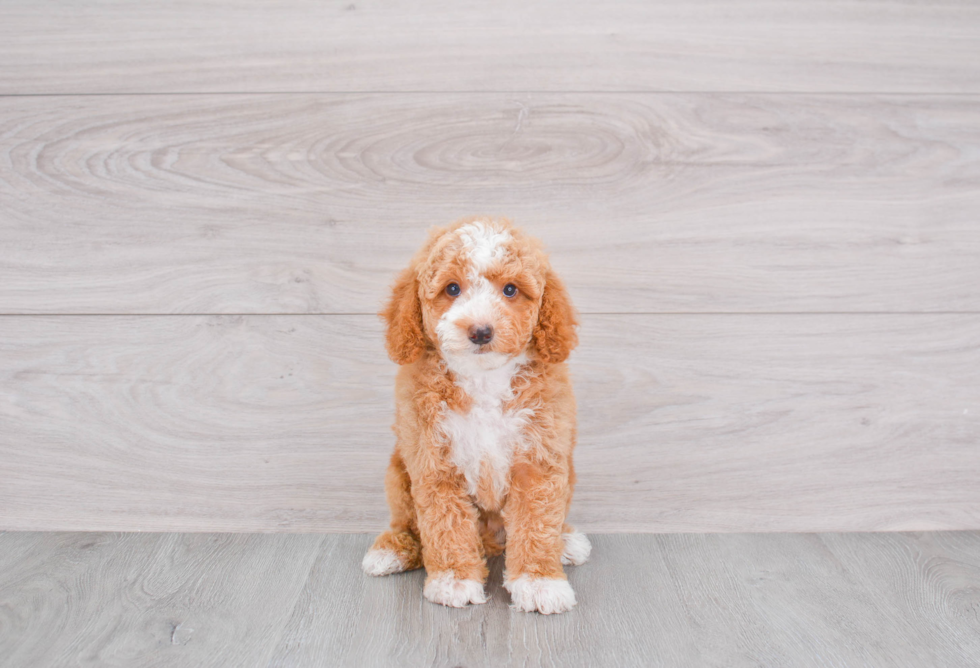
[503, 283, 518, 298]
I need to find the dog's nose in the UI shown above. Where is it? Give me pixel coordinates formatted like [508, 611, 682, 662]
[468, 325, 494, 346]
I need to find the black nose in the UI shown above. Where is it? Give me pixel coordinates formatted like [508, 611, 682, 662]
[468, 325, 494, 345]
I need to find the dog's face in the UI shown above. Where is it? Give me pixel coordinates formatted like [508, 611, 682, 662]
[421, 221, 543, 372]
[383, 218, 577, 370]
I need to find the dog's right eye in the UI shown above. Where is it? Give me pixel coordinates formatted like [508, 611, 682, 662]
[445, 283, 461, 297]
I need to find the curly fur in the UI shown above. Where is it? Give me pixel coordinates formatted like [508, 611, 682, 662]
[364, 217, 589, 614]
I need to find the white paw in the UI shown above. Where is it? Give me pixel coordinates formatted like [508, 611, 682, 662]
[423, 571, 487, 608]
[560, 530, 592, 566]
[361, 548, 406, 576]
[505, 575, 577, 614]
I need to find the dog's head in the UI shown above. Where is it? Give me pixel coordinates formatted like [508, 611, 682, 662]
[382, 217, 577, 371]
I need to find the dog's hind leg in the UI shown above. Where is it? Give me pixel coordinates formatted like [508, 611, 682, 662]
[560, 523, 591, 566]
[362, 449, 423, 576]
[558, 460, 591, 566]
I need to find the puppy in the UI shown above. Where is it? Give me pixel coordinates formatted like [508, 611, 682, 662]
[362, 217, 590, 615]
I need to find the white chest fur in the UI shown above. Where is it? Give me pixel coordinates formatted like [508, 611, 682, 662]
[439, 356, 532, 501]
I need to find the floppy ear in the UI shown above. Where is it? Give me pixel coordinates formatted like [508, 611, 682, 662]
[531, 270, 578, 364]
[381, 266, 427, 364]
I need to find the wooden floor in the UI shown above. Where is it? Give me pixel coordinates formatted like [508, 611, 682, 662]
[1, 1, 978, 534]
[1, 531, 978, 667]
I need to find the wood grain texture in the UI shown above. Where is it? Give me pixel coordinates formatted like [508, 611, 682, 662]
[1, 314, 977, 533]
[2, 532, 978, 667]
[2, 93, 979, 314]
[0, 532, 326, 668]
[2, 1, 980, 94]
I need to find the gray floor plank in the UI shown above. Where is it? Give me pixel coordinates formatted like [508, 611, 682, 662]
[2, 1, 979, 94]
[1, 314, 977, 534]
[1, 532, 978, 667]
[818, 532, 980, 665]
[2, 94, 979, 314]
[0, 532, 324, 668]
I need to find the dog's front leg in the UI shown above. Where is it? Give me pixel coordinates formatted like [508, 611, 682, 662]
[413, 469, 488, 608]
[502, 459, 577, 614]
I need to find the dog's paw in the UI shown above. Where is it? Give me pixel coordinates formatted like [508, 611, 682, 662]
[423, 571, 487, 608]
[505, 576, 577, 614]
[560, 529, 592, 566]
[361, 548, 406, 576]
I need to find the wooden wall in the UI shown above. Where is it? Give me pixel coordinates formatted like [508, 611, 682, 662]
[1, 1, 978, 532]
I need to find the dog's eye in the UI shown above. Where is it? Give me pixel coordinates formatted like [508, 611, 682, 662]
[503, 283, 518, 298]
[445, 282, 461, 297]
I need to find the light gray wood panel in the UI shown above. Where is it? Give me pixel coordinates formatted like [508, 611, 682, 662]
[576, 313, 980, 532]
[2, 93, 979, 314]
[0, 315, 393, 532]
[0, 532, 325, 668]
[2, 1, 980, 94]
[2, 532, 978, 667]
[0, 314, 977, 533]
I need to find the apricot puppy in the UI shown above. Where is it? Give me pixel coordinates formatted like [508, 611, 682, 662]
[362, 217, 590, 614]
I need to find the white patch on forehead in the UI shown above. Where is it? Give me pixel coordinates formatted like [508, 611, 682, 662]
[457, 221, 512, 275]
